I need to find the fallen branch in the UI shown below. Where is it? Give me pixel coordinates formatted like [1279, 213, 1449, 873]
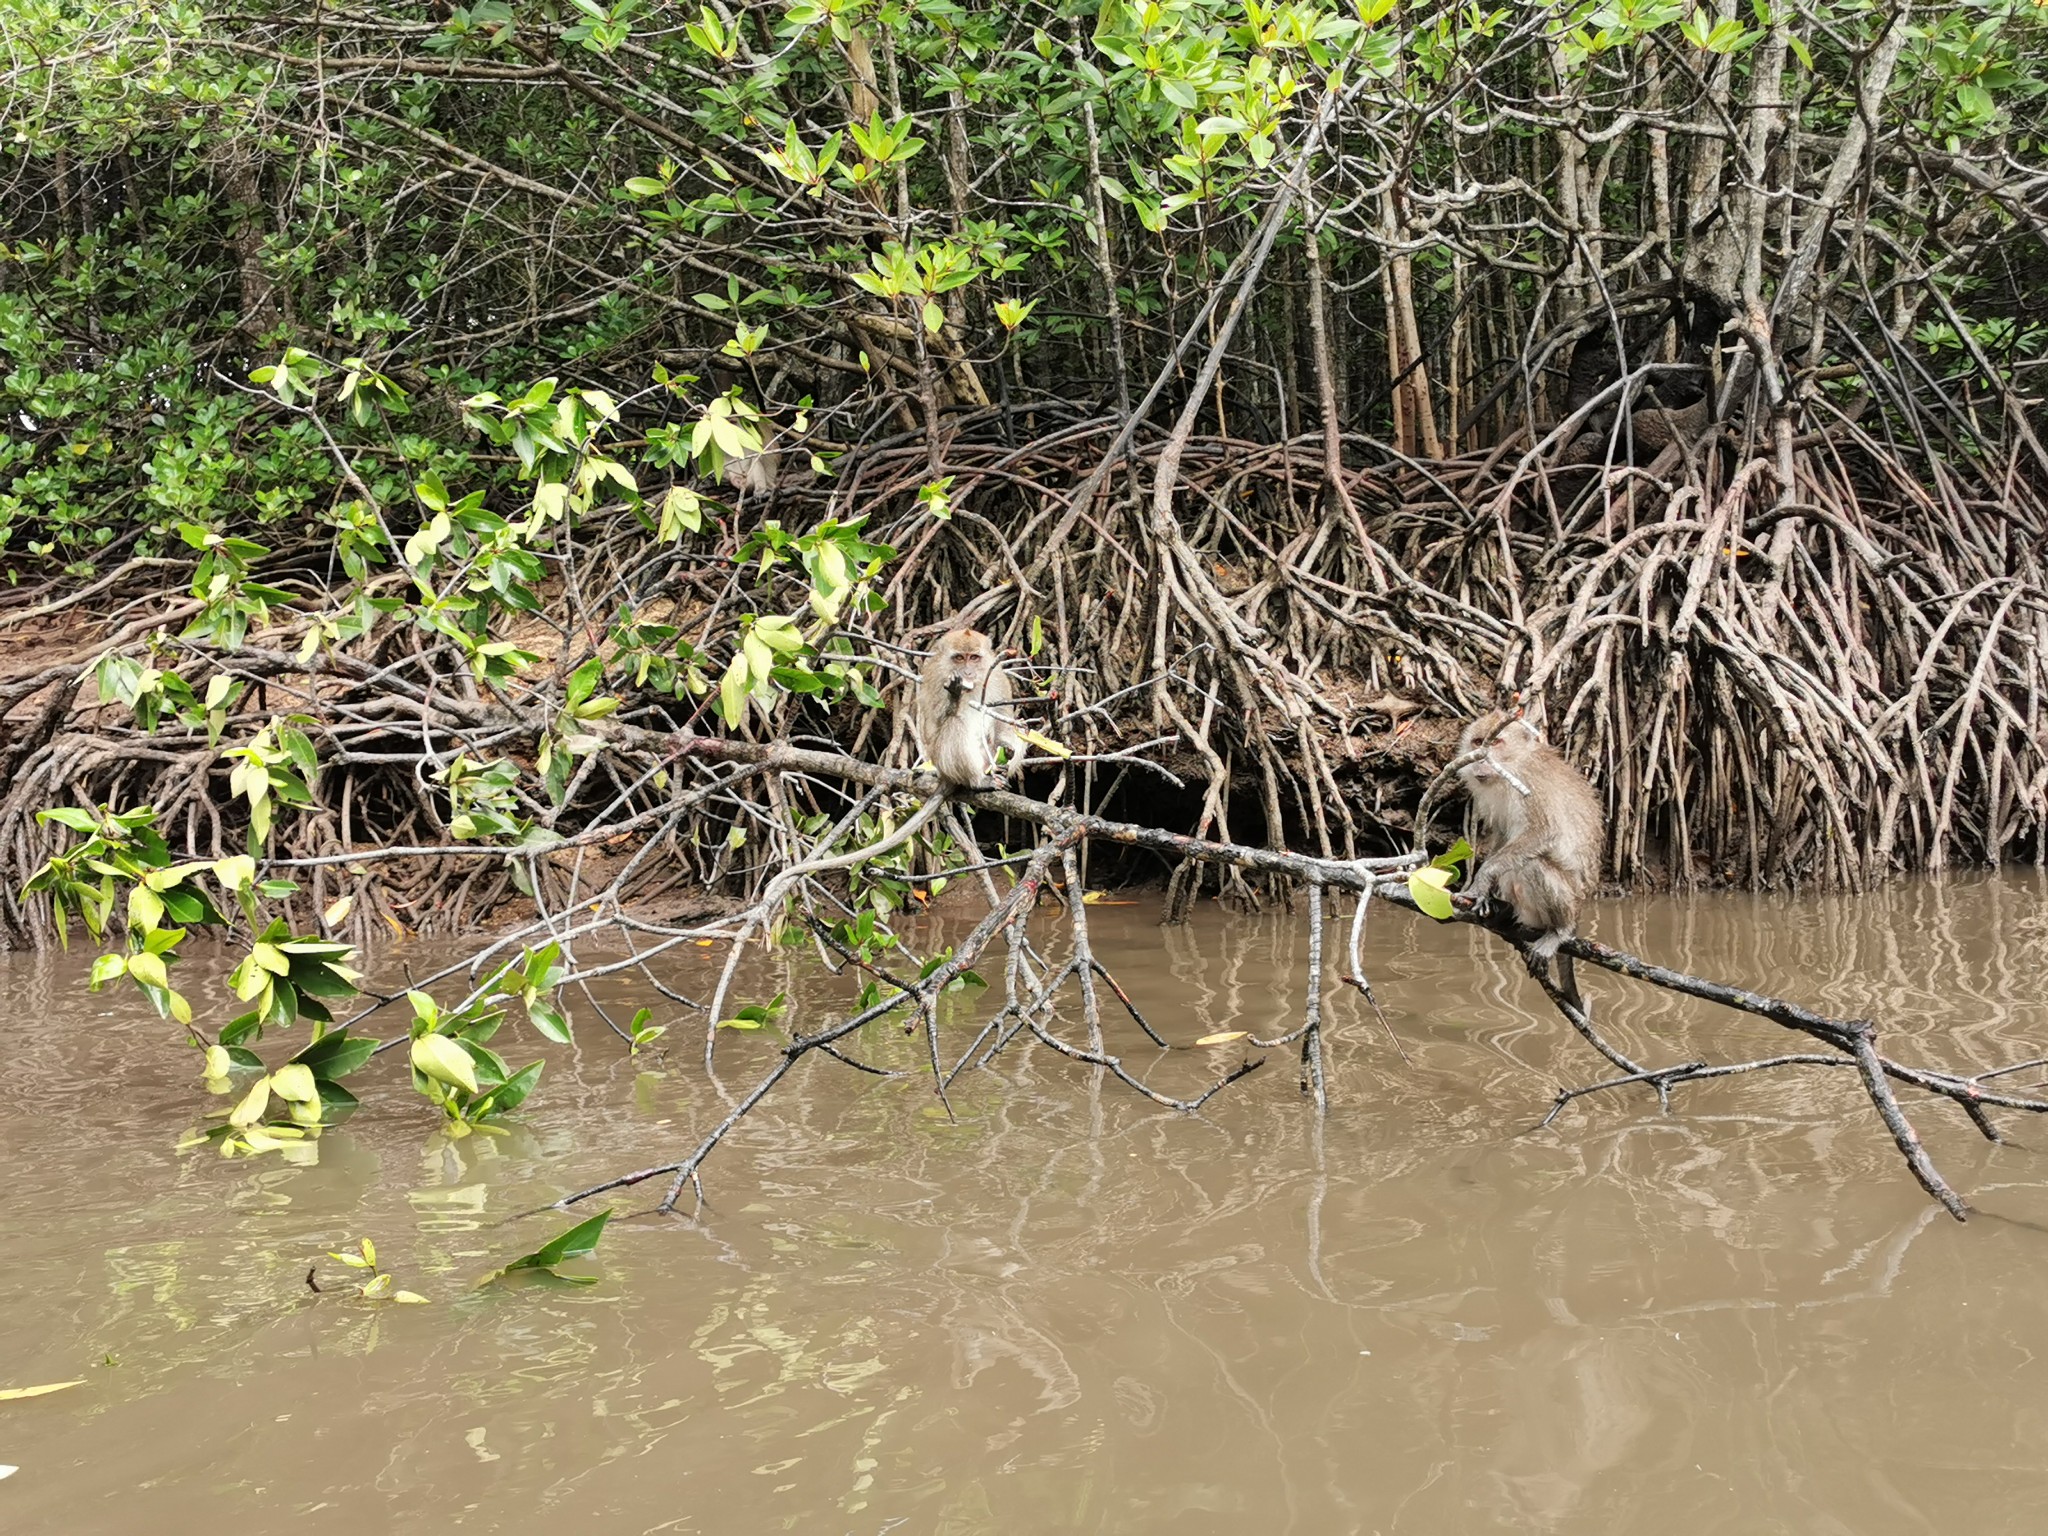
[517, 738, 2042, 1219]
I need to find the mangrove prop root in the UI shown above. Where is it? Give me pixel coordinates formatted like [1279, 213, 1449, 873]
[3, 402, 2044, 1217]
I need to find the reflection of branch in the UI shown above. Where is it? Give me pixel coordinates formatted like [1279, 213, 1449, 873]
[1413, 891, 2045, 1221]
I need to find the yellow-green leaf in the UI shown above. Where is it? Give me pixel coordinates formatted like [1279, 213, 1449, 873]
[127, 886, 164, 932]
[0, 1381, 84, 1401]
[228, 1077, 272, 1128]
[1408, 869, 1455, 921]
[411, 1034, 479, 1095]
[717, 652, 749, 725]
[1014, 727, 1071, 760]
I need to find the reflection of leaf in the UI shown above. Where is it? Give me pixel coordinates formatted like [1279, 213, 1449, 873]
[0, 1381, 84, 1401]
[473, 1210, 612, 1289]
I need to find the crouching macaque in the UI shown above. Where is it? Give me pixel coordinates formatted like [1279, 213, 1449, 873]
[912, 628, 1024, 789]
[1456, 710, 1603, 1012]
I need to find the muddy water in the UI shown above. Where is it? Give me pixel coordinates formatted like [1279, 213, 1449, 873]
[5, 874, 2048, 1534]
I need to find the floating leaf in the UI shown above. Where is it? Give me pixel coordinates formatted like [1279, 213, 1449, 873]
[0, 1381, 83, 1401]
[473, 1209, 612, 1289]
[1195, 1031, 1249, 1046]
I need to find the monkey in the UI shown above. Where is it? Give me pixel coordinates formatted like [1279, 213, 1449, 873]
[911, 627, 1025, 790]
[705, 628, 1028, 1035]
[1455, 709, 1604, 1014]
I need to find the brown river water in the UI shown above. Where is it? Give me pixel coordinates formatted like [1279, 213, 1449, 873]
[5, 872, 2048, 1534]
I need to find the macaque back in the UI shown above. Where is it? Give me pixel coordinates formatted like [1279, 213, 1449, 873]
[912, 628, 1024, 788]
[1455, 710, 1603, 960]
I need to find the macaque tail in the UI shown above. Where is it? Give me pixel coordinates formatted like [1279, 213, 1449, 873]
[1527, 928, 1588, 1022]
[1553, 950, 1587, 1022]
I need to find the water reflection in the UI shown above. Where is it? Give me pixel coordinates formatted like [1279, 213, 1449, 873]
[1, 872, 2046, 1533]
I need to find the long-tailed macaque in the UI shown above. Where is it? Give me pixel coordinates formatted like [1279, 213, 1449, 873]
[912, 628, 1024, 788]
[708, 629, 1022, 1031]
[1456, 710, 1603, 1011]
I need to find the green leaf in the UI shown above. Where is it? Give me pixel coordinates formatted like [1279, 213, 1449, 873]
[278, 727, 318, 781]
[1432, 837, 1474, 873]
[566, 655, 604, 707]
[477, 1059, 543, 1117]
[291, 1029, 378, 1080]
[315, 1079, 362, 1115]
[472, 1209, 612, 1288]
[526, 995, 571, 1045]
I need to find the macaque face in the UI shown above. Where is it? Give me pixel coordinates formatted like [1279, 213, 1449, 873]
[1457, 711, 1522, 781]
[942, 633, 995, 694]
